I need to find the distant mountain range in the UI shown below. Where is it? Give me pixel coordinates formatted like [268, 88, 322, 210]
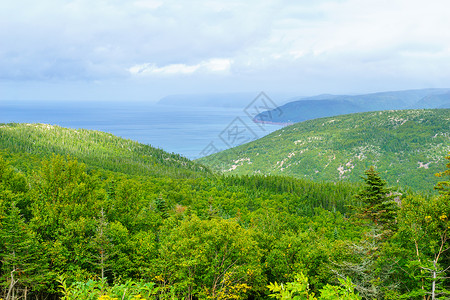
[198, 109, 450, 191]
[254, 88, 450, 124]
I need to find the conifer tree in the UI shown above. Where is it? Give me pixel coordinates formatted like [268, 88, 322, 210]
[337, 167, 400, 299]
[355, 166, 398, 231]
[89, 207, 114, 282]
[0, 202, 47, 300]
[155, 195, 169, 219]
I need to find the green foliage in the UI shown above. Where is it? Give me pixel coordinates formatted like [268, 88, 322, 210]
[268, 273, 317, 299]
[0, 202, 49, 299]
[158, 216, 262, 299]
[0, 123, 449, 299]
[0, 123, 211, 179]
[395, 193, 450, 299]
[331, 228, 398, 300]
[268, 273, 361, 300]
[354, 166, 398, 231]
[330, 169, 401, 299]
[154, 196, 169, 219]
[319, 277, 361, 300]
[0, 154, 27, 195]
[221, 174, 357, 215]
[58, 276, 171, 300]
[435, 153, 450, 196]
[199, 109, 450, 192]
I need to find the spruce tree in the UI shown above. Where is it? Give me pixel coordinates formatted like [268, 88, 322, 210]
[155, 196, 169, 219]
[0, 202, 47, 300]
[90, 207, 111, 282]
[355, 167, 398, 231]
[336, 168, 400, 299]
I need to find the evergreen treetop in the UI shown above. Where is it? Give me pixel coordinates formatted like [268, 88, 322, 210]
[355, 166, 398, 229]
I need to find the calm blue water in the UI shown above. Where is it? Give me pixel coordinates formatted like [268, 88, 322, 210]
[0, 100, 283, 159]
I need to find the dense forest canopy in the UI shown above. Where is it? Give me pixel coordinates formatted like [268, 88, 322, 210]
[200, 109, 450, 192]
[0, 123, 211, 179]
[0, 122, 449, 300]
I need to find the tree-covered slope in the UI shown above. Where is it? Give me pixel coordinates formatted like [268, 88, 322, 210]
[1, 120, 449, 299]
[0, 123, 210, 178]
[198, 109, 450, 191]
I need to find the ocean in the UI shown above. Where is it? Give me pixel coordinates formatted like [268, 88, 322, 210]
[0, 100, 283, 159]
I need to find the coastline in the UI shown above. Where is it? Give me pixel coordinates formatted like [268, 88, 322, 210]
[252, 118, 294, 126]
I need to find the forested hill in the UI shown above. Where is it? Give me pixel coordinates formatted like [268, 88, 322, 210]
[0, 117, 450, 299]
[198, 109, 450, 191]
[0, 123, 210, 178]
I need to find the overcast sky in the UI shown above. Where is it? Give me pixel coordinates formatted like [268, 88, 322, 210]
[1, 0, 449, 102]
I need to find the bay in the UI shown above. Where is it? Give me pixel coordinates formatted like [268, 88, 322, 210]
[0, 100, 283, 159]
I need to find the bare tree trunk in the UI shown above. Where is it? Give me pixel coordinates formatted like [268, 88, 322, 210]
[414, 239, 427, 300]
[6, 269, 18, 300]
[431, 260, 437, 300]
[101, 248, 105, 282]
[98, 207, 107, 282]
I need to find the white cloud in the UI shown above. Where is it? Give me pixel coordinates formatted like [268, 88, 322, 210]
[206, 58, 232, 72]
[129, 63, 199, 75]
[133, 0, 163, 10]
[129, 58, 232, 76]
[1, 0, 450, 99]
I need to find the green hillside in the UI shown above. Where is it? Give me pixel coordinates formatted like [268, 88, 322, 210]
[199, 109, 450, 191]
[0, 120, 449, 299]
[0, 123, 210, 178]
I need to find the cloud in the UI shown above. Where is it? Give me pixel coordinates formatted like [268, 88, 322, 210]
[1, 0, 450, 99]
[133, 0, 163, 10]
[128, 58, 232, 76]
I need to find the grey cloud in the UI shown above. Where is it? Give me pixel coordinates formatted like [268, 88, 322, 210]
[1, 0, 450, 100]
